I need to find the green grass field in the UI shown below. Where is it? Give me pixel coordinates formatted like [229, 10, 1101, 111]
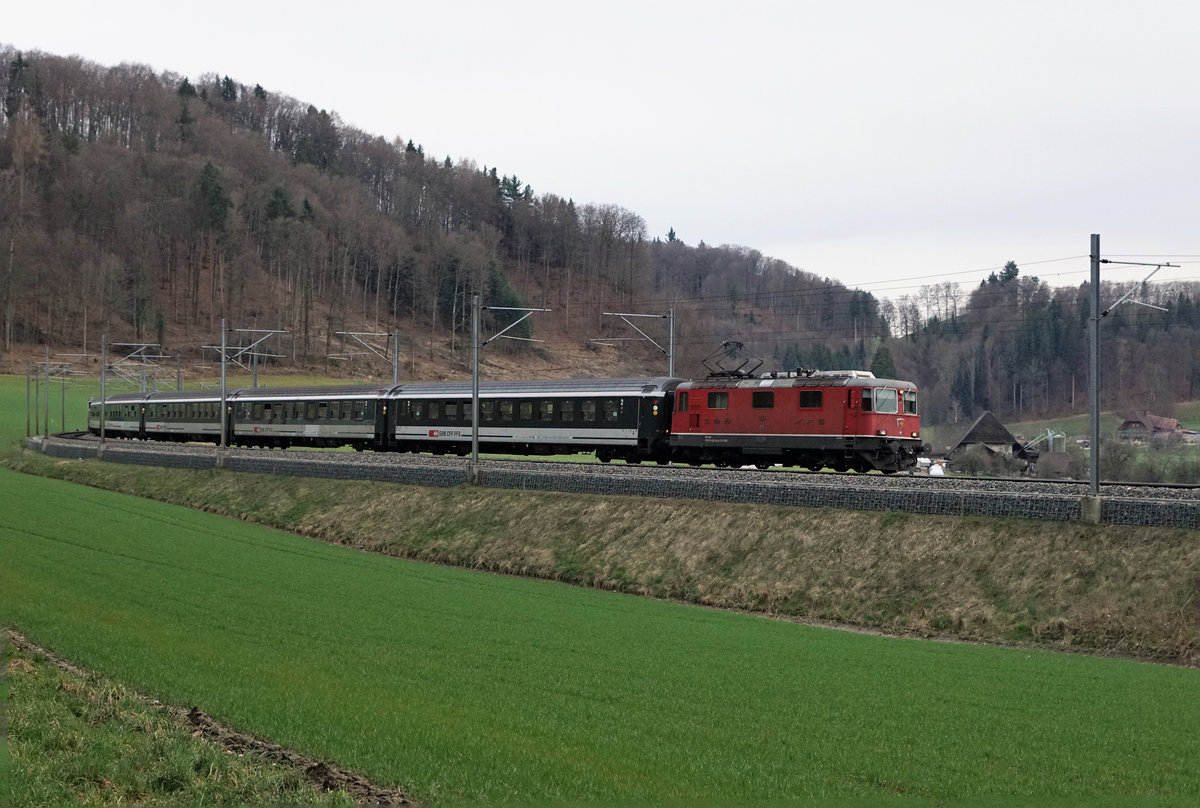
[4, 467, 1200, 804]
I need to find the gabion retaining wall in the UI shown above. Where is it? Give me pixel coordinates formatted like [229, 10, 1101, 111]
[26, 436, 1200, 528]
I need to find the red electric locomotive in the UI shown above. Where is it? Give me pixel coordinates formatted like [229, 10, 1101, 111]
[667, 344, 923, 473]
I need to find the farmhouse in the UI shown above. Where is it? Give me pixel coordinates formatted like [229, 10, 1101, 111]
[1118, 412, 1181, 442]
[946, 410, 1033, 462]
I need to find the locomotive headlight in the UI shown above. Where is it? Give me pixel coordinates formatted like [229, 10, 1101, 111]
[877, 429, 887, 436]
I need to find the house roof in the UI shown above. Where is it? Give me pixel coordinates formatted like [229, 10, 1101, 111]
[1119, 413, 1180, 433]
[949, 410, 1019, 453]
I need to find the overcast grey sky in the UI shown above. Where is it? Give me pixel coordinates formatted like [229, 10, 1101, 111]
[7, 0, 1200, 297]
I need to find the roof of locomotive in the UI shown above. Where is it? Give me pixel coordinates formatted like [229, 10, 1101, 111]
[678, 371, 917, 391]
[395, 377, 681, 398]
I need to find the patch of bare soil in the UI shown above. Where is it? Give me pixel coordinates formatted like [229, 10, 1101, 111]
[6, 630, 416, 806]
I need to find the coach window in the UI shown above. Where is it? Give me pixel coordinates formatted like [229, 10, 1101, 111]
[354, 401, 367, 420]
[798, 390, 822, 409]
[752, 391, 774, 409]
[603, 399, 621, 422]
[499, 400, 513, 421]
[707, 391, 729, 410]
[904, 390, 918, 415]
[581, 399, 597, 423]
[429, 402, 441, 421]
[481, 400, 495, 421]
[560, 400, 575, 422]
[677, 391, 689, 412]
[539, 400, 554, 421]
[520, 401, 534, 421]
[874, 387, 899, 414]
[445, 402, 459, 420]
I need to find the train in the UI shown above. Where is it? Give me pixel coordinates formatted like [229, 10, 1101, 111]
[87, 367, 925, 473]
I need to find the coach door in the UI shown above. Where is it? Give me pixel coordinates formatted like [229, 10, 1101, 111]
[375, 399, 391, 450]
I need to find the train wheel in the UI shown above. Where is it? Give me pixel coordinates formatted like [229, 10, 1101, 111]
[755, 463, 771, 470]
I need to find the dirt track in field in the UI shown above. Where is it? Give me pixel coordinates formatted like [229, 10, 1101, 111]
[7, 630, 416, 806]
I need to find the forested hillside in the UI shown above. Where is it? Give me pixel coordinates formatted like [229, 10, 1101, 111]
[2, 47, 1197, 426]
[885, 264, 1200, 425]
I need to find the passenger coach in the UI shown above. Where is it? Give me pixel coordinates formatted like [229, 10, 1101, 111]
[386, 377, 679, 461]
[229, 384, 392, 450]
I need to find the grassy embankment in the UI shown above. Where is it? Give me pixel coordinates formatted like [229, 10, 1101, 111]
[4, 373, 1200, 804]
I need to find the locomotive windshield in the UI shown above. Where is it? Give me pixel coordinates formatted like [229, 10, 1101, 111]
[861, 387, 899, 413]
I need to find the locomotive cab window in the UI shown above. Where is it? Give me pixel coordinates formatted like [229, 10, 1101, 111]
[873, 388, 899, 414]
[798, 390, 822, 409]
[860, 389, 872, 412]
[677, 391, 689, 412]
[752, 391, 774, 409]
[707, 391, 728, 409]
[903, 390, 918, 415]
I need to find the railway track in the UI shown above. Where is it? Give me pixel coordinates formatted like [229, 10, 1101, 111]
[36, 433, 1200, 524]
[46, 431, 1200, 500]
